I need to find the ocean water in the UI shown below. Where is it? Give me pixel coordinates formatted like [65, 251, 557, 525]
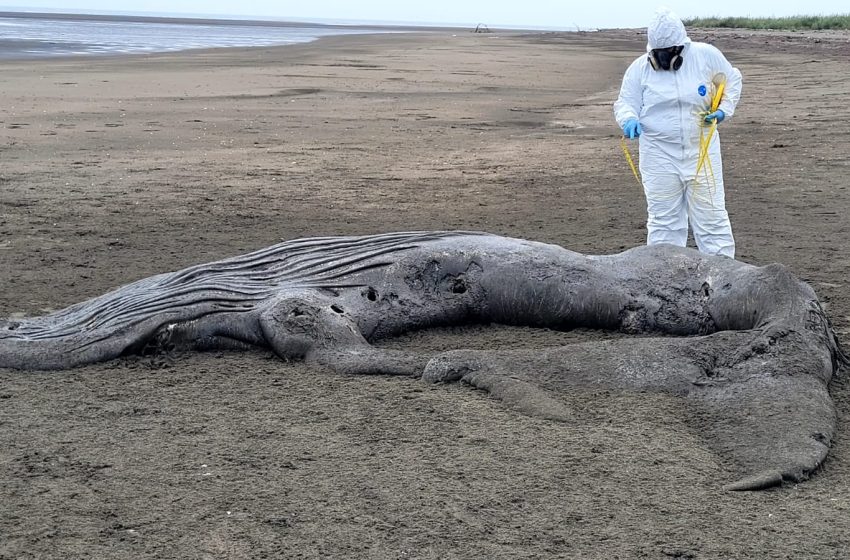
[0, 14, 394, 59]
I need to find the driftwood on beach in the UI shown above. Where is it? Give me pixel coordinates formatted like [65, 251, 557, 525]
[0, 231, 843, 490]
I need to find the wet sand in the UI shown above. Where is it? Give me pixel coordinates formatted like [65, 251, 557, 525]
[1, 28, 850, 559]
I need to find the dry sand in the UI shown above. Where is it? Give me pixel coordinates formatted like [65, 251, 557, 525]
[1, 27, 850, 559]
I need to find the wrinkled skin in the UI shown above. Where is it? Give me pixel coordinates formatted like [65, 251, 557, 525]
[0, 231, 844, 490]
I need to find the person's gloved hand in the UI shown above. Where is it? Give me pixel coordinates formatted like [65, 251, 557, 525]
[704, 110, 725, 123]
[622, 118, 641, 139]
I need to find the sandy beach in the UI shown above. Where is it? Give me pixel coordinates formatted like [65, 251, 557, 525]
[1, 27, 850, 559]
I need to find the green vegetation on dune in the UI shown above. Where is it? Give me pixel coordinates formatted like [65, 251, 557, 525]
[684, 15, 850, 30]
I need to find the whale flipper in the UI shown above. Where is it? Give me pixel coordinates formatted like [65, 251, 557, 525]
[422, 335, 836, 490]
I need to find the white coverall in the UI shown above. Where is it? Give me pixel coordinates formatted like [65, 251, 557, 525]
[614, 9, 742, 258]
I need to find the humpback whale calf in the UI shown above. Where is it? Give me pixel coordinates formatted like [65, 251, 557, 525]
[0, 231, 843, 490]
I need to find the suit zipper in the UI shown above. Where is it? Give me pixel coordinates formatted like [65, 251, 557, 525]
[675, 70, 685, 160]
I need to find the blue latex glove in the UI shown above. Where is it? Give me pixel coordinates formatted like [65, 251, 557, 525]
[622, 118, 641, 139]
[704, 110, 725, 123]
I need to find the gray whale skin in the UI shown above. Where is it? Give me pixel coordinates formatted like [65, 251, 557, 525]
[1, 231, 844, 491]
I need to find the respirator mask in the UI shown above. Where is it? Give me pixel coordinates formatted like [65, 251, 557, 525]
[648, 45, 684, 71]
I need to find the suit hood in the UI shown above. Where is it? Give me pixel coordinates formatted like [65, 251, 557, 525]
[647, 7, 690, 51]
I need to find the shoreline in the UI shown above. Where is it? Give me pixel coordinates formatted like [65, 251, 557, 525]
[0, 9, 541, 32]
[0, 10, 492, 61]
[2, 14, 848, 63]
[0, 30, 448, 63]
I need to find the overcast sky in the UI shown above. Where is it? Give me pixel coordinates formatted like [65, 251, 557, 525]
[1, 1, 847, 29]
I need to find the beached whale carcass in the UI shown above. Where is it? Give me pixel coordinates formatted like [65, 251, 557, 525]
[0, 231, 843, 490]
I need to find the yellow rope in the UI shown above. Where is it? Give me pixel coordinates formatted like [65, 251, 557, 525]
[694, 78, 726, 191]
[712, 81, 726, 113]
[696, 119, 717, 178]
[620, 136, 642, 188]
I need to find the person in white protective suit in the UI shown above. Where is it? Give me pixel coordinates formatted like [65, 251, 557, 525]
[614, 7, 743, 257]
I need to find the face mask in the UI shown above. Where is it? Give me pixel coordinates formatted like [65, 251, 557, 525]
[648, 45, 684, 71]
